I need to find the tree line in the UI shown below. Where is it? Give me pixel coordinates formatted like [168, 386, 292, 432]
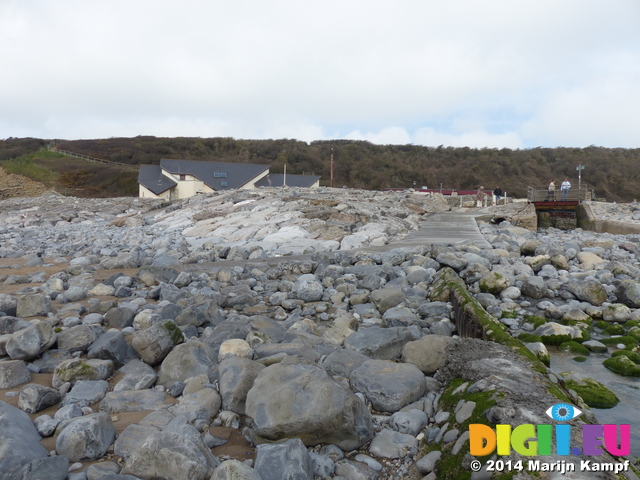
[1, 136, 639, 201]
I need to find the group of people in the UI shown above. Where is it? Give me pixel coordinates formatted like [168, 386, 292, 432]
[547, 178, 571, 201]
[476, 185, 504, 207]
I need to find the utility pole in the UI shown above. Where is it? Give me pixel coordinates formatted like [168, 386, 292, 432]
[576, 164, 585, 203]
[330, 148, 334, 188]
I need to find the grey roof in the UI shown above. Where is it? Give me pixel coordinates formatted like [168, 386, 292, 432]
[138, 164, 177, 194]
[160, 159, 270, 190]
[255, 173, 321, 188]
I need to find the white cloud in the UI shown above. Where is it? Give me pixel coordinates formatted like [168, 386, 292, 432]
[1, 0, 639, 148]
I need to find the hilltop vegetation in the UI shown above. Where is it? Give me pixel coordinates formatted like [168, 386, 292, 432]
[1, 136, 639, 201]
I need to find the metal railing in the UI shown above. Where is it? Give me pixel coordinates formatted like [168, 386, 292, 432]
[527, 185, 592, 203]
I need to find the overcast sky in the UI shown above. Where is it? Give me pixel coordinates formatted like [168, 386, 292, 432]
[2, 0, 639, 149]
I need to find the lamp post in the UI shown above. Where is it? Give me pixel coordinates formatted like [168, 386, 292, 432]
[576, 164, 585, 203]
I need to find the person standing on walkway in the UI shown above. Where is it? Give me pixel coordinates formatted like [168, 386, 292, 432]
[547, 179, 556, 201]
[561, 178, 571, 201]
[476, 186, 485, 208]
[493, 185, 502, 204]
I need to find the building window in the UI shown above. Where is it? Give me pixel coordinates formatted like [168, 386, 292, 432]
[221, 181, 228, 187]
[221, 172, 227, 178]
[179, 174, 186, 181]
[214, 172, 221, 177]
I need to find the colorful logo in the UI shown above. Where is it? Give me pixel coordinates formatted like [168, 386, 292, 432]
[469, 403, 630, 457]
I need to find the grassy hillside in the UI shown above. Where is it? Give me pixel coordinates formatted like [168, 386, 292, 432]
[1, 136, 639, 201]
[1, 146, 138, 197]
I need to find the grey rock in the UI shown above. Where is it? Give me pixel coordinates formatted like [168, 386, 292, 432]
[6, 321, 56, 361]
[16, 294, 51, 317]
[254, 438, 312, 480]
[157, 341, 216, 388]
[246, 363, 373, 449]
[62, 380, 109, 407]
[368, 427, 418, 458]
[52, 358, 114, 388]
[33, 414, 60, 437]
[114, 423, 161, 461]
[402, 334, 455, 374]
[100, 389, 170, 414]
[85, 461, 121, 480]
[321, 348, 370, 377]
[566, 279, 607, 306]
[617, 279, 640, 308]
[131, 320, 184, 366]
[16, 455, 69, 480]
[0, 359, 31, 388]
[64, 286, 88, 302]
[170, 388, 221, 425]
[0, 295, 19, 317]
[0, 315, 30, 334]
[390, 409, 429, 435]
[334, 459, 379, 480]
[369, 288, 405, 314]
[56, 412, 116, 462]
[104, 307, 135, 329]
[55, 403, 84, 421]
[211, 460, 255, 480]
[57, 324, 98, 353]
[0, 400, 49, 478]
[349, 359, 426, 413]
[218, 356, 265, 415]
[292, 274, 324, 302]
[88, 330, 136, 369]
[521, 276, 548, 299]
[18, 383, 61, 413]
[114, 359, 157, 391]
[435, 252, 468, 271]
[344, 326, 415, 360]
[122, 432, 217, 480]
[416, 450, 442, 474]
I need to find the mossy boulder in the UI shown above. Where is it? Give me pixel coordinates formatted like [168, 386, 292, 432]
[599, 336, 638, 348]
[603, 355, 640, 376]
[534, 322, 575, 346]
[602, 303, 631, 323]
[559, 341, 590, 356]
[594, 320, 609, 330]
[566, 279, 607, 306]
[478, 272, 511, 295]
[52, 358, 115, 388]
[560, 373, 619, 409]
[518, 333, 541, 343]
[611, 350, 640, 364]
[573, 356, 587, 362]
[604, 324, 626, 336]
[627, 326, 640, 342]
[523, 315, 547, 329]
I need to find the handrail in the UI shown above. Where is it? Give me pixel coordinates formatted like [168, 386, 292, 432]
[47, 141, 138, 169]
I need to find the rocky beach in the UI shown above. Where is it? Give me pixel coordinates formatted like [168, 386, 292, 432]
[1, 187, 640, 480]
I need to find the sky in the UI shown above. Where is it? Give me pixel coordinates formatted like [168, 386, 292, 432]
[2, 0, 640, 149]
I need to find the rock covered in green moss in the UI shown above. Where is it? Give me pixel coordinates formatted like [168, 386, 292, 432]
[478, 271, 510, 294]
[611, 350, 640, 364]
[518, 333, 541, 343]
[603, 355, 640, 376]
[604, 323, 626, 335]
[602, 303, 631, 323]
[560, 373, 619, 409]
[559, 341, 590, 356]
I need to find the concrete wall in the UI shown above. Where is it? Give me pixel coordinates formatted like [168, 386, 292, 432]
[578, 203, 640, 234]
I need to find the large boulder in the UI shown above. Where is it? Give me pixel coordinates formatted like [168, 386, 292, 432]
[56, 324, 98, 353]
[292, 274, 324, 302]
[18, 384, 61, 413]
[6, 322, 56, 361]
[254, 438, 313, 480]
[0, 400, 49, 479]
[16, 294, 51, 317]
[521, 276, 548, 299]
[218, 356, 265, 415]
[52, 358, 114, 388]
[402, 335, 455, 374]
[369, 288, 405, 314]
[56, 412, 116, 462]
[349, 359, 426, 413]
[157, 341, 216, 388]
[566, 279, 607, 306]
[245, 363, 373, 450]
[344, 326, 415, 360]
[132, 320, 184, 366]
[122, 432, 218, 480]
[479, 272, 511, 294]
[0, 360, 31, 388]
[617, 280, 640, 308]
